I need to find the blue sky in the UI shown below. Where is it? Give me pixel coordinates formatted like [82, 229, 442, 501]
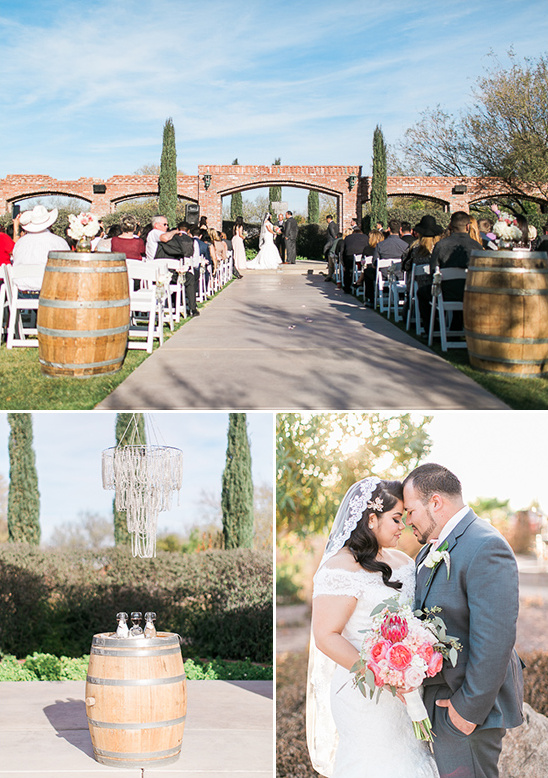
[1, 0, 547, 185]
[0, 412, 273, 543]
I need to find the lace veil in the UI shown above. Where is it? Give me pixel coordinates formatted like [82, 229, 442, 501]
[259, 212, 270, 247]
[306, 476, 380, 777]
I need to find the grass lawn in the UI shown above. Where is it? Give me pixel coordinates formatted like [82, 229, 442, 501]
[372, 305, 548, 410]
[0, 284, 229, 410]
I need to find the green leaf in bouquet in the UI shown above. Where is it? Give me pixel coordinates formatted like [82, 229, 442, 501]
[350, 659, 362, 674]
[365, 667, 376, 694]
[449, 647, 459, 667]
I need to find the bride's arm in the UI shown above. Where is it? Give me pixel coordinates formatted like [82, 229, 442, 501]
[312, 595, 360, 671]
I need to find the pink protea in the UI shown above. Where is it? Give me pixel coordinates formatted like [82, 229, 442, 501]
[381, 613, 409, 643]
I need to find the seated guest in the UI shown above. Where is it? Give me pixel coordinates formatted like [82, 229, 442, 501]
[146, 215, 180, 261]
[0, 220, 16, 266]
[468, 216, 483, 246]
[111, 215, 145, 259]
[399, 221, 414, 246]
[341, 227, 369, 294]
[535, 222, 548, 254]
[95, 224, 122, 252]
[372, 219, 409, 263]
[401, 215, 443, 317]
[358, 229, 391, 305]
[478, 218, 495, 248]
[157, 221, 199, 316]
[417, 210, 482, 331]
[12, 205, 69, 292]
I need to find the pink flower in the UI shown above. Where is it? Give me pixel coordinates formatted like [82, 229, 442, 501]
[370, 640, 391, 663]
[367, 661, 385, 687]
[381, 614, 409, 643]
[387, 643, 413, 671]
[404, 665, 424, 689]
[417, 643, 434, 663]
[427, 652, 444, 677]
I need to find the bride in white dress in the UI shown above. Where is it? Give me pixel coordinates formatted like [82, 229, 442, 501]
[306, 477, 439, 778]
[246, 213, 282, 269]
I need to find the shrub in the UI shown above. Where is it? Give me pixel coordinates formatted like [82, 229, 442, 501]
[0, 546, 272, 663]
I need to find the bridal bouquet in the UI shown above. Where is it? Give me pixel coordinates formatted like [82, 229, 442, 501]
[352, 598, 462, 741]
[489, 206, 522, 242]
[67, 212, 101, 240]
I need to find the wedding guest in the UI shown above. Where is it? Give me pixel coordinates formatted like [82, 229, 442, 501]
[12, 205, 69, 292]
[355, 229, 385, 304]
[478, 218, 494, 248]
[95, 224, 122, 252]
[110, 215, 146, 259]
[341, 227, 369, 293]
[145, 215, 180, 261]
[372, 219, 409, 262]
[0, 222, 15, 265]
[323, 214, 339, 264]
[468, 216, 482, 247]
[91, 219, 106, 251]
[399, 221, 414, 246]
[324, 231, 343, 282]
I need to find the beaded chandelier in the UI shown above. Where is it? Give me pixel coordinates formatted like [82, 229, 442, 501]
[102, 414, 183, 558]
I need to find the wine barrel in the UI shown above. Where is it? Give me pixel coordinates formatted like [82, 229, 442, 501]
[37, 252, 130, 378]
[85, 632, 187, 769]
[463, 250, 548, 377]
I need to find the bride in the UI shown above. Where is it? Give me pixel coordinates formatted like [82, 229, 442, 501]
[246, 213, 282, 269]
[306, 477, 438, 778]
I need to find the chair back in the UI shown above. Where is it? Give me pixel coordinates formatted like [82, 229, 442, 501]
[439, 266, 467, 282]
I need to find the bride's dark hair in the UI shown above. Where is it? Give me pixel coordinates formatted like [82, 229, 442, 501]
[344, 480, 404, 591]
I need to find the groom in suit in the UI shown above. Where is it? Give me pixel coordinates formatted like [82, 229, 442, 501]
[284, 210, 298, 264]
[403, 463, 523, 778]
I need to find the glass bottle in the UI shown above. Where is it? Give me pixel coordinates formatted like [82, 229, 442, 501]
[116, 612, 130, 638]
[144, 612, 157, 638]
[130, 611, 143, 637]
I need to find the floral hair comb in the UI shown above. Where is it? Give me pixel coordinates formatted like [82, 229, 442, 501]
[367, 496, 384, 513]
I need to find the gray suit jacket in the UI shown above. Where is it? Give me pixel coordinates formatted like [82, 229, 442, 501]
[284, 217, 298, 242]
[415, 510, 523, 730]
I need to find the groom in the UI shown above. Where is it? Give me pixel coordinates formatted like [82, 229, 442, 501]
[403, 463, 523, 778]
[284, 210, 298, 264]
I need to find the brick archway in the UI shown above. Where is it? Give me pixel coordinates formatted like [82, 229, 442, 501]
[1, 170, 545, 228]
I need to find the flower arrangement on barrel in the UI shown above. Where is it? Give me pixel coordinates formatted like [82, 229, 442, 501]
[67, 212, 101, 251]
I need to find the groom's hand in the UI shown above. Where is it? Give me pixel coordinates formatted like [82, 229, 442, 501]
[436, 698, 476, 735]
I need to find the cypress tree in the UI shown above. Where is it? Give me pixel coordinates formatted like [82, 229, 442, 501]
[113, 413, 146, 547]
[308, 190, 320, 223]
[269, 157, 282, 214]
[231, 158, 243, 220]
[7, 413, 40, 544]
[371, 125, 388, 229]
[221, 413, 254, 549]
[158, 117, 178, 228]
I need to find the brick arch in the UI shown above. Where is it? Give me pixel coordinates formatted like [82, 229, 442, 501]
[7, 189, 93, 207]
[384, 191, 450, 210]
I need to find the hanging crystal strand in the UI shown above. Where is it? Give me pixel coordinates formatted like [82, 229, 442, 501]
[144, 612, 157, 638]
[116, 612, 129, 638]
[130, 612, 143, 637]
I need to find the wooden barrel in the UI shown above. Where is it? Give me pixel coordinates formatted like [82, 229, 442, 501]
[85, 632, 187, 769]
[463, 250, 548, 377]
[37, 252, 130, 378]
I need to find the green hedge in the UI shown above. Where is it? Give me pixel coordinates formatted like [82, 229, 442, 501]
[0, 546, 272, 663]
[0, 653, 272, 682]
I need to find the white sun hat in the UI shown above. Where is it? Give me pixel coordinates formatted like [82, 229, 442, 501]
[19, 205, 59, 233]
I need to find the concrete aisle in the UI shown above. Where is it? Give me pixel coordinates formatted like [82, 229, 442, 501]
[0, 680, 273, 778]
[97, 263, 507, 410]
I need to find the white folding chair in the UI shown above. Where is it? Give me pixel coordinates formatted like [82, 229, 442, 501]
[387, 262, 407, 322]
[374, 258, 398, 313]
[0, 272, 7, 343]
[165, 259, 188, 323]
[334, 255, 343, 287]
[352, 254, 364, 299]
[4, 263, 44, 348]
[428, 267, 468, 351]
[126, 259, 168, 353]
[406, 263, 431, 335]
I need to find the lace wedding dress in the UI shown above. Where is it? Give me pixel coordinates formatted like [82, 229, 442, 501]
[307, 561, 439, 778]
[247, 223, 282, 269]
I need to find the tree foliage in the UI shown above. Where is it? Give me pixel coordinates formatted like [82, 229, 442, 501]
[276, 413, 432, 538]
[49, 511, 114, 551]
[371, 125, 388, 228]
[269, 158, 282, 215]
[7, 414, 40, 545]
[396, 51, 548, 203]
[113, 414, 146, 547]
[158, 117, 178, 228]
[230, 158, 243, 220]
[307, 190, 320, 224]
[221, 414, 254, 549]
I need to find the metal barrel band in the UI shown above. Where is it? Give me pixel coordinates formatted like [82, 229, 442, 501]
[44, 265, 128, 274]
[93, 744, 182, 760]
[37, 324, 129, 338]
[92, 634, 180, 648]
[94, 753, 181, 768]
[468, 265, 548, 274]
[39, 298, 130, 309]
[88, 714, 186, 730]
[90, 645, 181, 658]
[467, 349, 548, 366]
[86, 673, 186, 686]
[39, 356, 124, 370]
[464, 329, 548, 346]
[465, 285, 548, 296]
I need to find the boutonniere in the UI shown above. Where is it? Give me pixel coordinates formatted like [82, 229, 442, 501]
[423, 541, 450, 585]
